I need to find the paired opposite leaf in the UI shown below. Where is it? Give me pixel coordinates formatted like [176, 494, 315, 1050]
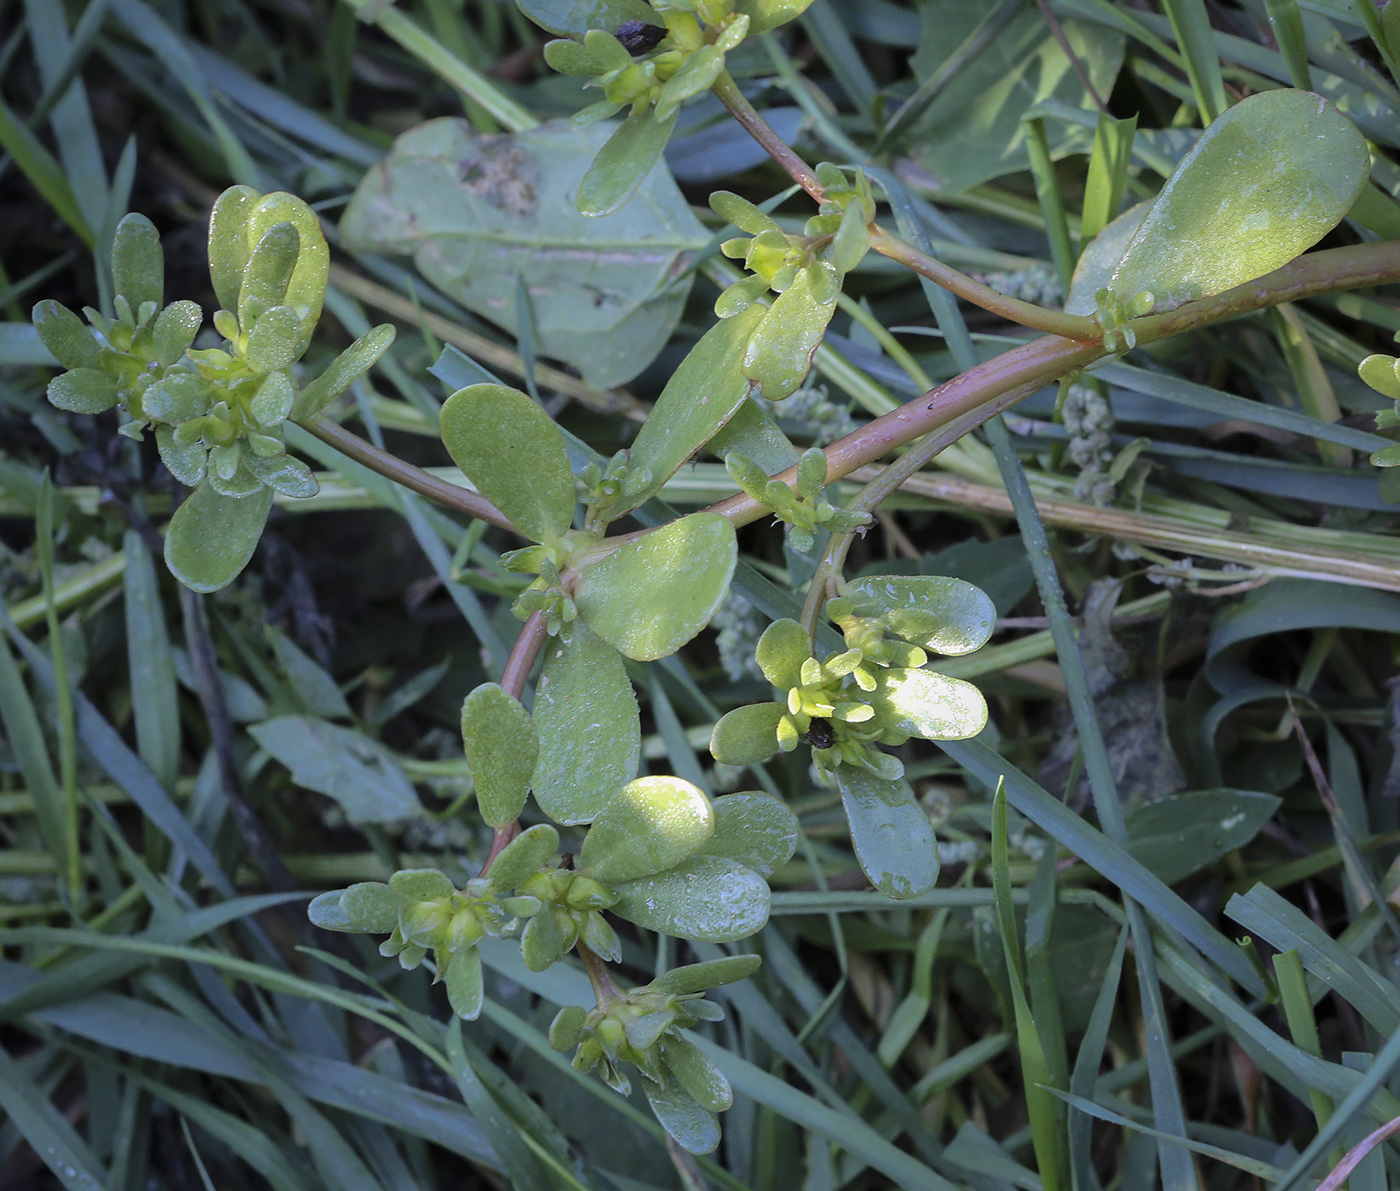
[612, 855, 770, 940]
[835, 765, 939, 899]
[164, 484, 273, 593]
[841, 576, 996, 655]
[579, 106, 680, 218]
[573, 512, 737, 661]
[1108, 89, 1369, 312]
[440, 384, 576, 544]
[461, 683, 538, 827]
[581, 775, 714, 883]
[742, 267, 834, 402]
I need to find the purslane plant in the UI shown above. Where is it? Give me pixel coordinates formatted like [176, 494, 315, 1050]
[32, 6, 1400, 1148]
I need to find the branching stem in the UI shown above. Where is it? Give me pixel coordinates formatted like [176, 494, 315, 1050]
[710, 71, 825, 202]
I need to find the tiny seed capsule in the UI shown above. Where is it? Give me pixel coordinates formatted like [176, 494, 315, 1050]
[802, 719, 836, 750]
[615, 20, 667, 55]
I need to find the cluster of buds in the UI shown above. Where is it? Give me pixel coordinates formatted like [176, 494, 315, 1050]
[974, 262, 1063, 307]
[1094, 286, 1155, 352]
[1358, 348, 1400, 467]
[505, 553, 578, 634]
[726, 447, 870, 553]
[577, 449, 654, 528]
[544, 0, 750, 127]
[1061, 381, 1117, 505]
[517, 866, 622, 970]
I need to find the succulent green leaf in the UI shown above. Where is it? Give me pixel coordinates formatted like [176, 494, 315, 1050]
[710, 191, 781, 236]
[542, 37, 605, 76]
[1372, 442, 1400, 467]
[246, 305, 304, 372]
[573, 513, 736, 661]
[47, 368, 119, 414]
[112, 213, 164, 313]
[307, 890, 355, 931]
[700, 792, 799, 877]
[151, 300, 203, 366]
[612, 855, 770, 941]
[654, 45, 725, 122]
[445, 947, 485, 1020]
[579, 106, 680, 218]
[661, 1036, 733, 1113]
[835, 765, 939, 899]
[871, 667, 988, 741]
[755, 618, 810, 689]
[164, 483, 272, 593]
[650, 954, 761, 995]
[533, 620, 640, 824]
[340, 882, 403, 932]
[515, 0, 654, 38]
[841, 575, 996, 655]
[550, 1005, 589, 1050]
[733, 0, 815, 33]
[709, 703, 783, 766]
[460, 683, 538, 828]
[831, 199, 872, 276]
[245, 192, 329, 347]
[1359, 354, 1400, 403]
[390, 868, 456, 901]
[1064, 201, 1150, 315]
[33, 300, 99, 370]
[643, 1076, 720, 1155]
[237, 222, 300, 333]
[742, 267, 836, 402]
[1109, 90, 1369, 312]
[486, 824, 560, 891]
[143, 372, 214, 424]
[440, 383, 575, 544]
[209, 185, 262, 313]
[291, 323, 397, 419]
[581, 775, 715, 883]
[245, 453, 318, 499]
[521, 906, 566, 971]
[620, 304, 764, 515]
[250, 372, 295, 428]
[156, 426, 206, 486]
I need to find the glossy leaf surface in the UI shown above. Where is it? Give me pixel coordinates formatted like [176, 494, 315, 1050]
[581, 775, 714, 883]
[514, 0, 653, 37]
[643, 1076, 720, 1154]
[612, 855, 770, 940]
[841, 575, 996, 655]
[872, 667, 988, 741]
[835, 765, 939, 899]
[573, 513, 737, 661]
[709, 702, 784, 765]
[164, 483, 272, 594]
[742, 269, 835, 402]
[699, 792, 799, 877]
[579, 106, 680, 219]
[460, 683, 538, 828]
[650, 954, 762, 994]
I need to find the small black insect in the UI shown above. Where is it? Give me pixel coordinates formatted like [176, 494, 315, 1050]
[614, 20, 668, 55]
[802, 719, 836, 750]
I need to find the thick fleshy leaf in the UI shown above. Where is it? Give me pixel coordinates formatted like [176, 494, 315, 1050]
[329, 882, 402, 933]
[649, 954, 761, 995]
[244, 192, 329, 345]
[699, 792, 799, 877]
[112, 213, 164, 312]
[1359, 354, 1400, 403]
[871, 667, 987, 741]
[208, 185, 262, 313]
[515, 0, 653, 38]
[835, 765, 939, 899]
[532, 620, 639, 824]
[156, 426, 206, 486]
[445, 948, 485, 1020]
[573, 513, 736, 661]
[307, 890, 354, 931]
[460, 683, 538, 828]
[1064, 201, 1150, 315]
[733, 0, 813, 32]
[1109, 90, 1369, 312]
[164, 483, 272, 593]
[709, 703, 783, 765]
[440, 383, 575, 544]
[581, 775, 714, 883]
[612, 855, 770, 941]
[710, 191, 782, 236]
[238, 222, 300, 332]
[250, 372, 295, 428]
[755, 618, 809, 689]
[33, 300, 99, 370]
[151, 300, 203, 366]
[742, 266, 836, 401]
[521, 907, 566, 971]
[291, 323, 397, 418]
[47, 368, 118, 414]
[643, 1076, 720, 1155]
[390, 868, 456, 901]
[485, 824, 559, 891]
[660, 1036, 732, 1113]
[620, 304, 763, 515]
[143, 372, 214, 424]
[840, 575, 996, 656]
[245, 305, 303, 371]
[245, 453, 318, 499]
[654, 45, 725, 122]
[579, 106, 680, 218]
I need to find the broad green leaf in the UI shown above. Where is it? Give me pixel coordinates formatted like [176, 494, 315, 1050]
[460, 683, 538, 828]
[151, 300, 203, 366]
[47, 367, 117, 413]
[249, 372, 295, 428]
[1109, 90, 1369, 312]
[515, 0, 654, 38]
[439, 383, 575, 544]
[835, 765, 939, 899]
[391, 868, 457, 901]
[706, 397, 802, 475]
[612, 855, 770, 940]
[163, 483, 272, 593]
[655, 45, 725, 122]
[579, 106, 680, 219]
[341, 119, 703, 387]
[245, 305, 303, 372]
[709, 702, 783, 765]
[208, 185, 262, 312]
[32, 300, 98, 370]
[840, 575, 997, 656]
[307, 889, 355, 931]
[248, 715, 421, 823]
[1125, 789, 1281, 884]
[755, 617, 809, 688]
[340, 882, 403, 932]
[237, 222, 299, 332]
[733, 0, 813, 33]
[446, 948, 485, 1019]
[532, 620, 639, 824]
[112, 212, 164, 312]
[144, 371, 213, 424]
[643, 1076, 720, 1155]
[907, 7, 1123, 190]
[1064, 201, 1151, 315]
[1359, 354, 1400, 403]
[573, 513, 737, 661]
[661, 1036, 733, 1113]
[650, 954, 762, 994]
[621, 304, 764, 515]
[244, 454, 317, 499]
[521, 908, 566, 971]
[291, 323, 397, 419]
[699, 792, 799, 877]
[581, 775, 714, 883]
[742, 268, 835, 402]
[244, 192, 329, 345]
[871, 667, 988, 741]
[485, 824, 560, 891]
[710, 191, 782, 236]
